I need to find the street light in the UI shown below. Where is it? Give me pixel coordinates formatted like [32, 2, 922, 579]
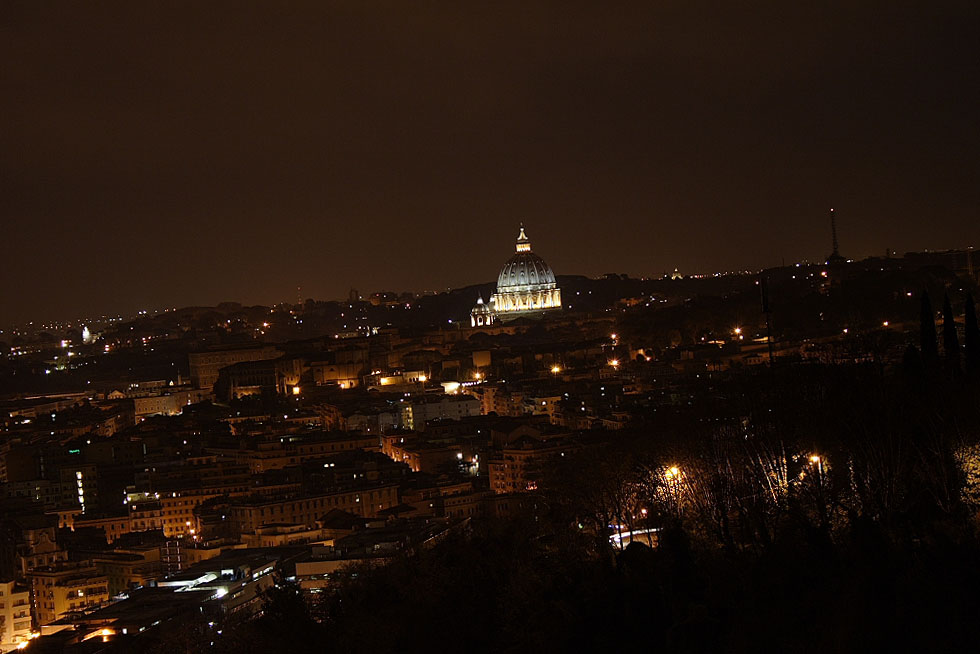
[809, 454, 827, 527]
[662, 466, 684, 518]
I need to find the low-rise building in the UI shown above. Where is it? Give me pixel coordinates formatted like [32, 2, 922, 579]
[188, 344, 282, 390]
[0, 579, 33, 652]
[488, 435, 579, 494]
[28, 565, 109, 626]
[93, 552, 161, 597]
[72, 515, 131, 544]
[385, 440, 460, 474]
[228, 484, 399, 535]
[401, 395, 481, 431]
[214, 357, 304, 400]
[132, 388, 212, 418]
[208, 432, 380, 474]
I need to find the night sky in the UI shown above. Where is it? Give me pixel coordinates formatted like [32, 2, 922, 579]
[3, 1, 978, 324]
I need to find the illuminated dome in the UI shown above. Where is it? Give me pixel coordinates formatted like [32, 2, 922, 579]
[471, 226, 561, 323]
[496, 231, 558, 291]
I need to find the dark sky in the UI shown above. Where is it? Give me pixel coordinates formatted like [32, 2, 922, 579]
[3, 1, 978, 324]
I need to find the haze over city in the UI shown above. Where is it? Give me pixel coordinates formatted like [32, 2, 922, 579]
[3, 1, 978, 324]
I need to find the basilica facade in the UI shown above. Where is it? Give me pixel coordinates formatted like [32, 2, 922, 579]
[470, 226, 562, 327]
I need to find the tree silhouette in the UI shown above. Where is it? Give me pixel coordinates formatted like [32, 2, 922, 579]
[902, 344, 924, 380]
[965, 294, 980, 377]
[943, 293, 960, 374]
[920, 291, 939, 364]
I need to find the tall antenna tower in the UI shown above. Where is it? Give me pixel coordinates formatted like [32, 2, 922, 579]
[830, 209, 839, 257]
[827, 208, 844, 263]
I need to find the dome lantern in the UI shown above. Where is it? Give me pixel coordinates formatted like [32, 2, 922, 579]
[516, 224, 531, 252]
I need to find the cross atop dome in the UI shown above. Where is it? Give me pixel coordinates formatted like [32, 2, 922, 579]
[516, 224, 531, 252]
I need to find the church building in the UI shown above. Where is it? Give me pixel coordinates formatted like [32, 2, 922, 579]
[471, 226, 562, 327]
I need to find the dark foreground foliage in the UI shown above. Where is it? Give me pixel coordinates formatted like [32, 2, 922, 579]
[191, 512, 980, 654]
[144, 363, 980, 653]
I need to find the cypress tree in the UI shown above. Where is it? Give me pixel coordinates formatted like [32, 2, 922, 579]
[902, 344, 924, 379]
[943, 293, 960, 373]
[966, 293, 980, 376]
[920, 291, 939, 363]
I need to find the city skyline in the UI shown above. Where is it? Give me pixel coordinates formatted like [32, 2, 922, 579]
[3, 2, 978, 323]
[4, 4, 980, 648]
[4, 236, 976, 333]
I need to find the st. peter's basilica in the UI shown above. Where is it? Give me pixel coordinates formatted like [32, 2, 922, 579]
[471, 226, 562, 327]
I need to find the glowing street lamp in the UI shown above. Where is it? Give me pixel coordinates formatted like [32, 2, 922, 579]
[609, 359, 620, 368]
[551, 365, 561, 375]
[662, 466, 685, 517]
